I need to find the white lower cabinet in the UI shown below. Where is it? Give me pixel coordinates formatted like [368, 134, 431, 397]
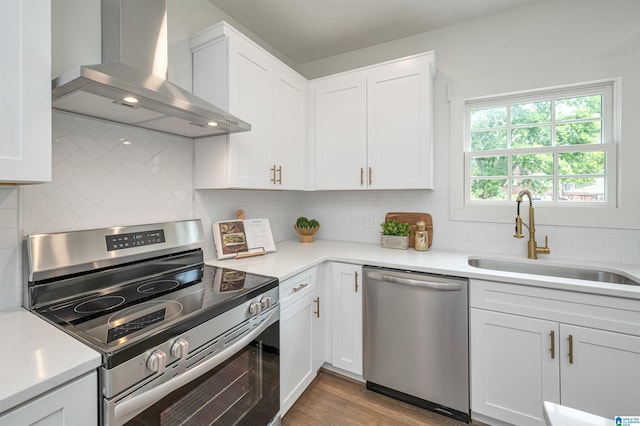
[560, 324, 640, 419]
[470, 279, 640, 425]
[0, 372, 97, 426]
[330, 262, 363, 376]
[280, 267, 323, 416]
[471, 309, 559, 426]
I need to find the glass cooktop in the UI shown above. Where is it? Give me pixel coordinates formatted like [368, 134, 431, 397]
[36, 265, 277, 356]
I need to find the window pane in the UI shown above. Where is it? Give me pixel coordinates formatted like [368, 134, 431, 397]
[559, 177, 606, 202]
[470, 179, 508, 200]
[471, 130, 507, 151]
[556, 121, 602, 145]
[512, 178, 554, 200]
[556, 95, 601, 121]
[558, 151, 605, 175]
[471, 156, 508, 176]
[512, 153, 554, 176]
[470, 107, 507, 129]
[511, 101, 551, 125]
[511, 126, 551, 148]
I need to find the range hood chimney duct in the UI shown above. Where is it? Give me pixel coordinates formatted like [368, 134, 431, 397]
[52, 0, 250, 138]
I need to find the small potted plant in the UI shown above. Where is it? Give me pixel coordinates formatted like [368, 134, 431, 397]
[380, 219, 411, 249]
[294, 216, 320, 243]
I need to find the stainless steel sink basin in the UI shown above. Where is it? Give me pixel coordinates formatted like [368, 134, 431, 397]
[468, 257, 640, 286]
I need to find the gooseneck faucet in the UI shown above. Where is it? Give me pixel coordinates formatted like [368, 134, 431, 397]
[514, 190, 550, 259]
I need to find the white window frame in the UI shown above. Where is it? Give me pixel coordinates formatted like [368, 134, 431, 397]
[450, 78, 622, 228]
[464, 81, 617, 207]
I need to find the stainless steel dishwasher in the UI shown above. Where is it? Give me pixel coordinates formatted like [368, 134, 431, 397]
[363, 266, 470, 423]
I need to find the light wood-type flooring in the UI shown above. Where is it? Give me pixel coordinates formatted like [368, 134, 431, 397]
[282, 369, 486, 426]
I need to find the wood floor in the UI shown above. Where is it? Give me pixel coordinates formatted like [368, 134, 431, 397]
[282, 369, 485, 426]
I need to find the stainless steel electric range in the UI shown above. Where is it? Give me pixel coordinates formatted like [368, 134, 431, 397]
[24, 219, 280, 426]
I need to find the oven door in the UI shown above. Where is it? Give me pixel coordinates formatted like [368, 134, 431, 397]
[106, 309, 279, 426]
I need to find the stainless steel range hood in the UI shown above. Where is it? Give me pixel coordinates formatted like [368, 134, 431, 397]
[52, 0, 250, 138]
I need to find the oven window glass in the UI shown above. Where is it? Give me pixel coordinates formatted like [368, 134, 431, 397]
[125, 323, 279, 426]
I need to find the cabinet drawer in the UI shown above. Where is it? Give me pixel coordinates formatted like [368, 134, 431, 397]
[470, 278, 640, 336]
[280, 268, 316, 310]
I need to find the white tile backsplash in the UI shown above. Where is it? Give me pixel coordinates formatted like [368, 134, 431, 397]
[0, 112, 638, 309]
[23, 112, 195, 235]
[0, 187, 19, 309]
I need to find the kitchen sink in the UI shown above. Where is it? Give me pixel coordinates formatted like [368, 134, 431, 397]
[468, 256, 640, 286]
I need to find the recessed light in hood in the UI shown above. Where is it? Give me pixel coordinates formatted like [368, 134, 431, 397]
[52, 0, 250, 139]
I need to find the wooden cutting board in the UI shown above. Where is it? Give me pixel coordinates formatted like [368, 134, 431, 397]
[384, 212, 433, 248]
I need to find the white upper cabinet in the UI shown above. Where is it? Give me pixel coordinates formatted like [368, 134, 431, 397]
[0, 0, 51, 183]
[312, 53, 436, 190]
[190, 22, 307, 190]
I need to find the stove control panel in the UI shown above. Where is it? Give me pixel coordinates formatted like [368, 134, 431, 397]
[105, 229, 166, 251]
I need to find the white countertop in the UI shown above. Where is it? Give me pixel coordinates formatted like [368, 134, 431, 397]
[206, 239, 640, 299]
[0, 308, 101, 415]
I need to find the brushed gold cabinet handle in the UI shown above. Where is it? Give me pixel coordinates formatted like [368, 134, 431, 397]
[368, 167, 372, 185]
[355, 271, 359, 292]
[277, 165, 282, 185]
[567, 334, 574, 364]
[550, 330, 555, 359]
[293, 283, 309, 292]
[270, 165, 277, 184]
[360, 167, 364, 186]
[314, 297, 320, 318]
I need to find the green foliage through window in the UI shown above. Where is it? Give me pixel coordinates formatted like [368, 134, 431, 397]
[466, 84, 613, 203]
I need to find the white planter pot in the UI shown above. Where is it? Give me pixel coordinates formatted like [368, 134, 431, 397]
[380, 235, 409, 250]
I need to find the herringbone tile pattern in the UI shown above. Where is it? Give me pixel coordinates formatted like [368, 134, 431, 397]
[23, 112, 194, 234]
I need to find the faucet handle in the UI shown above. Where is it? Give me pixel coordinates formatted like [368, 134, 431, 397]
[536, 235, 551, 255]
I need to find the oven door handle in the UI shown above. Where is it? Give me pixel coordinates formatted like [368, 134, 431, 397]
[113, 308, 278, 422]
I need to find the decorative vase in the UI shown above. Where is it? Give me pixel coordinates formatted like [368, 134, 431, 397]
[380, 234, 409, 250]
[295, 225, 320, 243]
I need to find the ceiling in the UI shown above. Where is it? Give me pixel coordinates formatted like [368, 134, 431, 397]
[208, 0, 541, 64]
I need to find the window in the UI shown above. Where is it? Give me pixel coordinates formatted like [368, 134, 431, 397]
[464, 81, 616, 206]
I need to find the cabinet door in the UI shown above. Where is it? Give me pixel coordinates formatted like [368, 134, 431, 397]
[0, 372, 97, 426]
[560, 324, 640, 419]
[312, 267, 326, 372]
[273, 65, 307, 189]
[280, 292, 315, 416]
[367, 56, 432, 189]
[314, 76, 367, 190]
[0, 0, 51, 183]
[470, 309, 559, 426]
[331, 263, 363, 375]
[226, 35, 274, 189]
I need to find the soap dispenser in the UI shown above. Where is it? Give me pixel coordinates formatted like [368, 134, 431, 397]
[414, 221, 429, 251]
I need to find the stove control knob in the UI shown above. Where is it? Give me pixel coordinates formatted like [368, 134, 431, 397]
[249, 302, 262, 315]
[260, 296, 272, 309]
[171, 338, 189, 360]
[147, 350, 167, 373]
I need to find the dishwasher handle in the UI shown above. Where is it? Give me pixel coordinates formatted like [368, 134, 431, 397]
[366, 271, 463, 291]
